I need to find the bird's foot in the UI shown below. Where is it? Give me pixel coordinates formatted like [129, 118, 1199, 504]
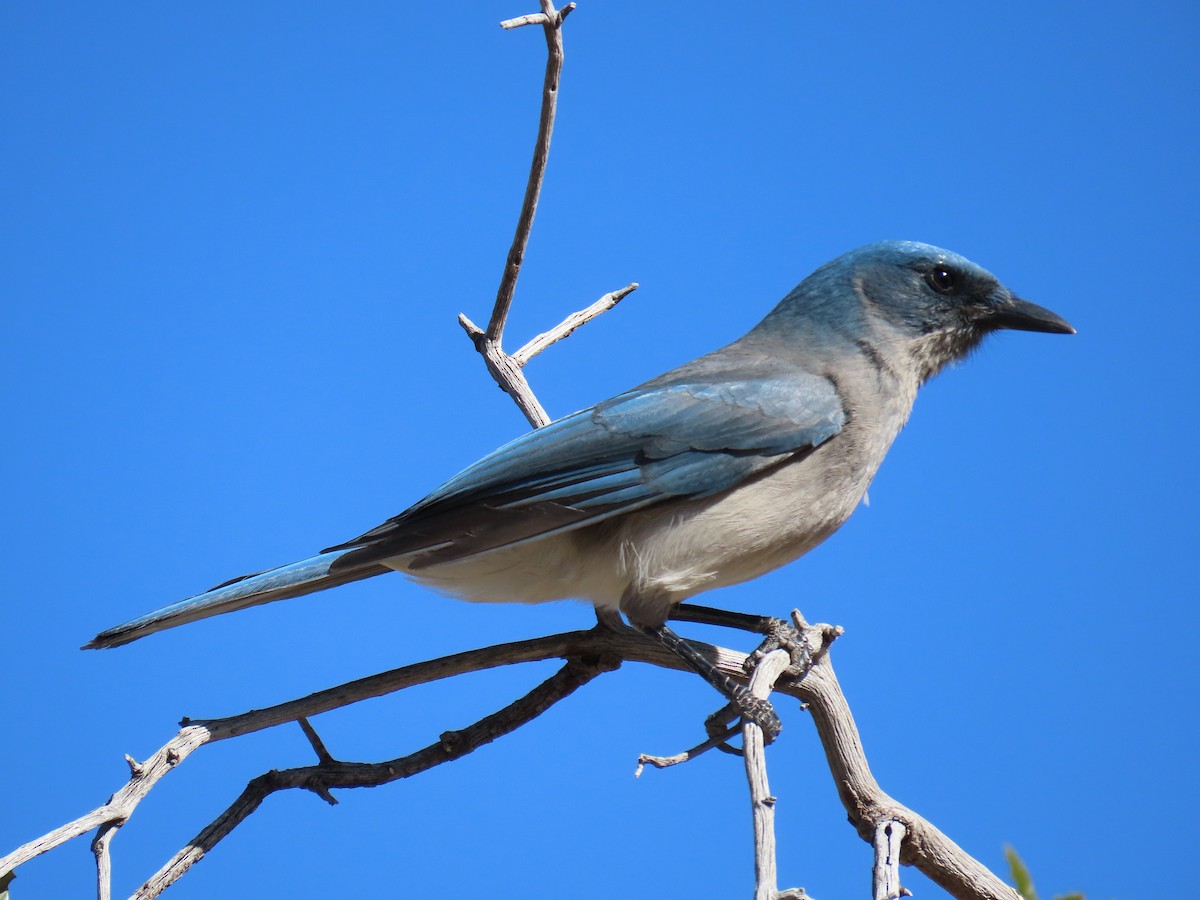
[746, 618, 812, 681]
[729, 693, 782, 743]
[703, 690, 782, 746]
[640, 621, 783, 744]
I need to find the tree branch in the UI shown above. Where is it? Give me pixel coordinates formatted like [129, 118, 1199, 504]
[873, 820, 909, 900]
[488, 0, 572, 346]
[91, 824, 116, 900]
[634, 725, 739, 775]
[0, 625, 736, 879]
[131, 654, 619, 899]
[459, 1, 636, 427]
[788, 612, 1022, 900]
[4, 606, 1022, 900]
[0, 726, 209, 877]
[457, 0, 572, 428]
[744, 648, 797, 900]
[510, 282, 639, 366]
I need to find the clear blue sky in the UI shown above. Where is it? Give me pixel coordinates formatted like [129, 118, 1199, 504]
[3, 2, 1196, 898]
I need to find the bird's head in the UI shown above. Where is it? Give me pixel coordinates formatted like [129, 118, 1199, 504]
[849, 240, 1075, 381]
[764, 241, 1075, 384]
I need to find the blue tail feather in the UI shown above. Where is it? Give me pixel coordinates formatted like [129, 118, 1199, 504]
[85, 551, 390, 649]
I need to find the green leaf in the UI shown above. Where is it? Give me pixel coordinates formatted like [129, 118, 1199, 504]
[1053, 895, 1086, 900]
[1005, 845, 1038, 900]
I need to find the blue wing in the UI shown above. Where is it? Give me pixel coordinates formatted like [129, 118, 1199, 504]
[328, 372, 845, 570]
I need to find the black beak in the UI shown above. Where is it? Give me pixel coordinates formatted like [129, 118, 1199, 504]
[988, 295, 1076, 335]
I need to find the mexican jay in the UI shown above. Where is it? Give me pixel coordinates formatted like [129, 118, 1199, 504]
[87, 241, 1073, 656]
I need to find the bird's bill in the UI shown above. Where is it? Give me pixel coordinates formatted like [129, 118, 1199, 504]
[989, 295, 1076, 335]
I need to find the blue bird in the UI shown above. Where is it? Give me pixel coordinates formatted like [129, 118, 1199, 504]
[87, 241, 1073, 731]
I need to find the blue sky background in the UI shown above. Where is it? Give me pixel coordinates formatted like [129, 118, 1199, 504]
[2, 2, 1196, 898]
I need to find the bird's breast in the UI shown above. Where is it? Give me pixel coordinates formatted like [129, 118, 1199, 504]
[598, 373, 917, 619]
[604, 441, 868, 600]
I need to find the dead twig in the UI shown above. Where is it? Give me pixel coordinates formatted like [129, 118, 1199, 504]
[744, 648, 795, 900]
[634, 723, 741, 775]
[511, 282, 639, 366]
[460, 1, 636, 427]
[91, 824, 116, 900]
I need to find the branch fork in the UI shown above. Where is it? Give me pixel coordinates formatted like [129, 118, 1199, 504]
[460, 0, 636, 428]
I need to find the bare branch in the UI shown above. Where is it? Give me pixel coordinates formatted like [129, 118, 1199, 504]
[4, 606, 1022, 900]
[673, 603, 794, 636]
[744, 649, 793, 900]
[132, 654, 618, 899]
[463, 2, 634, 429]
[464, 0, 571, 429]
[512, 282, 639, 365]
[5, 612, 1024, 900]
[499, 13, 550, 29]
[0, 725, 210, 877]
[195, 627, 691, 740]
[634, 723, 739, 775]
[297, 717, 337, 766]
[788, 610, 1022, 900]
[0, 626, 718, 879]
[501, 1, 573, 31]
[873, 820, 910, 900]
[91, 824, 116, 900]
[489, 0, 567, 341]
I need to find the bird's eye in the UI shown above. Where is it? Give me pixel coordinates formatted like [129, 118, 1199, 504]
[926, 266, 958, 294]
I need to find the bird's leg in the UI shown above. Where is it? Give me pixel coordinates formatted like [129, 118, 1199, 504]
[593, 606, 635, 633]
[638, 621, 783, 743]
[672, 602, 790, 636]
[674, 603, 816, 682]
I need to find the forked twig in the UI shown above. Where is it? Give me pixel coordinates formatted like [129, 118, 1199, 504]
[459, 0, 637, 427]
[0, 624, 740, 880]
[131, 654, 619, 899]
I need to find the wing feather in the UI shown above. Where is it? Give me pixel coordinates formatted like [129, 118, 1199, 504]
[327, 373, 844, 571]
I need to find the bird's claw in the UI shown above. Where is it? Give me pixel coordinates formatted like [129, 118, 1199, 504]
[746, 618, 815, 682]
[741, 694, 783, 743]
[705, 693, 783, 745]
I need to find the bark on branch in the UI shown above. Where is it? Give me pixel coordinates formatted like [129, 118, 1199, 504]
[2, 614, 1020, 899]
[788, 612, 1021, 900]
[131, 654, 620, 899]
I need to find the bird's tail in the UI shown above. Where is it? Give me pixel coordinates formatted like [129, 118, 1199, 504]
[84, 551, 392, 649]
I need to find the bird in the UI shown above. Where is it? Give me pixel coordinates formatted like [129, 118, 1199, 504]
[86, 240, 1074, 734]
